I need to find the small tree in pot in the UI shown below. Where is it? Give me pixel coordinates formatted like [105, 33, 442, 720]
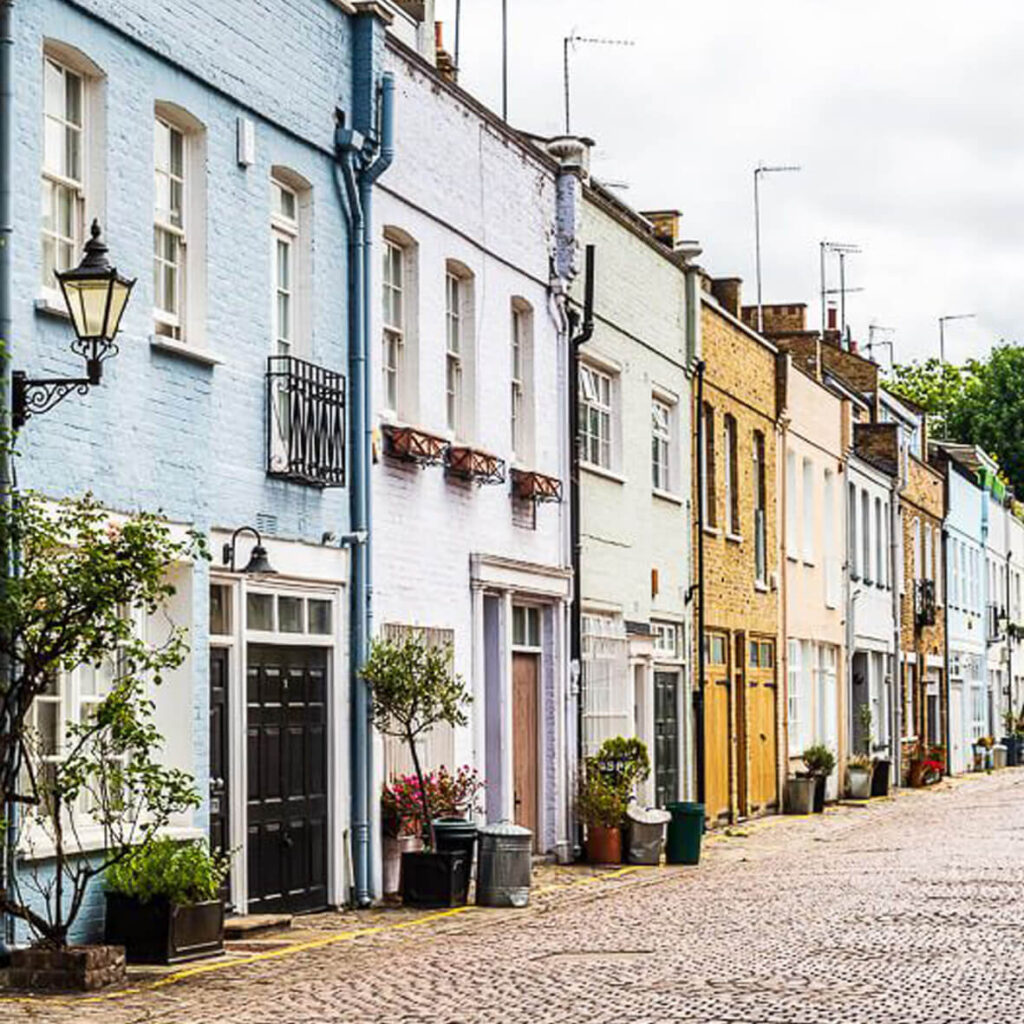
[576, 766, 629, 864]
[847, 705, 874, 799]
[361, 632, 472, 906]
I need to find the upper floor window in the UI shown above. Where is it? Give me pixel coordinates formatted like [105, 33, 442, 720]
[848, 482, 858, 578]
[702, 403, 717, 528]
[510, 299, 534, 461]
[753, 430, 767, 584]
[42, 56, 85, 288]
[271, 179, 298, 357]
[824, 469, 838, 607]
[382, 239, 404, 412]
[802, 458, 814, 564]
[580, 363, 613, 470]
[912, 517, 922, 582]
[152, 103, 205, 345]
[861, 490, 871, 584]
[785, 450, 797, 556]
[723, 414, 739, 535]
[444, 262, 475, 437]
[652, 397, 672, 492]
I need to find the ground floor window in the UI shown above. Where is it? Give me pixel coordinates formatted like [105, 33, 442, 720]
[582, 613, 630, 757]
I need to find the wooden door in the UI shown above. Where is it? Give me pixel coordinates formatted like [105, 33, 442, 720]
[653, 671, 680, 807]
[747, 639, 778, 812]
[704, 631, 732, 822]
[209, 647, 231, 902]
[246, 645, 328, 915]
[512, 653, 539, 846]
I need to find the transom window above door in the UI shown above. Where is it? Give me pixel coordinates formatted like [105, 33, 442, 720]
[512, 605, 541, 649]
[245, 590, 333, 637]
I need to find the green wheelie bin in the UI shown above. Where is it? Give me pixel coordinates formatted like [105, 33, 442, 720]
[665, 801, 705, 865]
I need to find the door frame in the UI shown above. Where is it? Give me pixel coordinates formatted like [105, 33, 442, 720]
[209, 569, 345, 915]
[511, 602, 544, 845]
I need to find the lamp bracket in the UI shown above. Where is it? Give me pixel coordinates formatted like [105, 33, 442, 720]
[12, 370, 93, 430]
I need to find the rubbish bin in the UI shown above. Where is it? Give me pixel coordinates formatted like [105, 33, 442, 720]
[993, 744, 1008, 770]
[432, 818, 478, 869]
[626, 807, 671, 865]
[475, 822, 533, 908]
[665, 802, 704, 865]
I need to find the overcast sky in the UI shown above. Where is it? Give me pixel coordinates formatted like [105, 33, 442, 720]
[434, 0, 1024, 367]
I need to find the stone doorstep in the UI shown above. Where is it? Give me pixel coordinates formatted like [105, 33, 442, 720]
[5, 944, 126, 992]
[224, 914, 294, 939]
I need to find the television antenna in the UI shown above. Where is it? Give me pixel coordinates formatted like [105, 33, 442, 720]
[563, 31, 635, 135]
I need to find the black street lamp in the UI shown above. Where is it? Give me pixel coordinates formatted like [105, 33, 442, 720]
[12, 219, 135, 430]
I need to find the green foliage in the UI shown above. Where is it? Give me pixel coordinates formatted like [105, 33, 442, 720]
[591, 736, 651, 797]
[0, 491, 206, 947]
[106, 838, 230, 906]
[576, 766, 629, 829]
[886, 345, 1024, 497]
[361, 632, 471, 845]
[802, 744, 836, 777]
[857, 703, 873, 757]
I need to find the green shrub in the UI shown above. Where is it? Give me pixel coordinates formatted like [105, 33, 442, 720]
[591, 736, 651, 796]
[576, 769, 629, 829]
[106, 838, 231, 905]
[802, 744, 836, 776]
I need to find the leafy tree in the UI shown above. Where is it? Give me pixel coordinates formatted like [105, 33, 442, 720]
[361, 632, 471, 846]
[886, 344, 1024, 495]
[0, 490, 206, 945]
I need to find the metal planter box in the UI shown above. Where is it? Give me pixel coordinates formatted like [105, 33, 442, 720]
[104, 893, 224, 965]
[400, 850, 470, 908]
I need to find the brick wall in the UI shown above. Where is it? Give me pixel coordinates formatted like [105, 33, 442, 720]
[741, 303, 807, 335]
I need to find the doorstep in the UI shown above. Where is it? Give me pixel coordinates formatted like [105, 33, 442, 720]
[224, 914, 294, 940]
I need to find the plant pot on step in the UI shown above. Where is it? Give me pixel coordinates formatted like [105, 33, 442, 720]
[401, 850, 470, 908]
[784, 776, 816, 814]
[7, 945, 126, 992]
[383, 834, 422, 897]
[104, 893, 224, 965]
[846, 764, 873, 799]
[585, 824, 622, 864]
[870, 759, 891, 797]
[797, 771, 826, 812]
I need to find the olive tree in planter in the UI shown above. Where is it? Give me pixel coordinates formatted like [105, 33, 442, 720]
[361, 631, 471, 907]
[0, 492, 205, 990]
[847, 705, 873, 799]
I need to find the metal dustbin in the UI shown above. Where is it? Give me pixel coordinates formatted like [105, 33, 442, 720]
[432, 817, 479, 866]
[626, 807, 671, 865]
[475, 822, 532, 908]
[993, 744, 1008, 770]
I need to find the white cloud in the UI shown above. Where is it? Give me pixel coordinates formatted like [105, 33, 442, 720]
[434, 0, 1024, 363]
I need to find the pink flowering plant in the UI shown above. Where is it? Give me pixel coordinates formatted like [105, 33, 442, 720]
[382, 766, 484, 839]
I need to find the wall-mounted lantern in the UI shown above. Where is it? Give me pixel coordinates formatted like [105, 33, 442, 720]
[13, 220, 135, 429]
[222, 526, 277, 575]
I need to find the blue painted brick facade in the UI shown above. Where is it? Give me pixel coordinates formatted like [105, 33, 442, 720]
[8, 0, 379, 944]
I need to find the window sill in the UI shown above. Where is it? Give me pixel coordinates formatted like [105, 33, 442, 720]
[34, 293, 70, 320]
[581, 462, 625, 485]
[802, 558, 816, 568]
[702, 525, 721, 537]
[726, 532, 743, 545]
[754, 581, 769, 593]
[150, 336, 222, 367]
[19, 823, 205, 862]
[652, 487, 683, 506]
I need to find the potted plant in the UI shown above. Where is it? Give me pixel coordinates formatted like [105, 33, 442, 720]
[430, 764, 485, 867]
[105, 838, 230, 964]
[800, 744, 836, 812]
[784, 775, 816, 814]
[846, 754, 873, 799]
[577, 765, 629, 863]
[381, 776, 424, 897]
[1001, 711, 1020, 767]
[972, 735, 994, 772]
[361, 631, 472, 908]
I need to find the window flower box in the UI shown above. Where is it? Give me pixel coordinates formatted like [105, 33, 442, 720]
[381, 423, 449, 467]
[446, 445, 506, 485]
[510, 468, 563, 503]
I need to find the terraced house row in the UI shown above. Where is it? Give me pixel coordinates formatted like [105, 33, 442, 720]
[1, 0, 1016, 948]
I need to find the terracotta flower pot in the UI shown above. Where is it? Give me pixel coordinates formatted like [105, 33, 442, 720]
[585, 824, 622, 864]
[909, 758, 926, 788]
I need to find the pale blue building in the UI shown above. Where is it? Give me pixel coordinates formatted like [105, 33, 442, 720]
[2, 0, 394, 945]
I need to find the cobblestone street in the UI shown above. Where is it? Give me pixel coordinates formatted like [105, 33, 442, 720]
[5, 770, 1024, 1023]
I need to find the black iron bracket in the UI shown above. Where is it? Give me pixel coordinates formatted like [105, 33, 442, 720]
[11, 370, 93, 430]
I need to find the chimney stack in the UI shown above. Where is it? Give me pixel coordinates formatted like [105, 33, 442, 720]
[640, 210, 681, 249]
[827, 304, 837, 331]
[711, 278, 742, 318]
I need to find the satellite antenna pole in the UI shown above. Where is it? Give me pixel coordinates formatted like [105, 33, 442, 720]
[938, 313, 975, 365]
[501, 0, 508, 121]
[455, 0, 462, 72]
[821, 241, 861, 344]
[563, 32, 635, 134]
[753, 163, 801, 334]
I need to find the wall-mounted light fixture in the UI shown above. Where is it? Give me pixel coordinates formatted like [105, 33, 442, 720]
[13, 220, 135, 429]
[222, 526, 277, 575]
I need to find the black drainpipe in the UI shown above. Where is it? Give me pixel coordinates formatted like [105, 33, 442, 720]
[694, 359, 707, 805]
[569, 244, 594, 856]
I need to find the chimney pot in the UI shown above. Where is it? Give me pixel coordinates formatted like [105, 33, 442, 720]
[827, 305, 837, 330]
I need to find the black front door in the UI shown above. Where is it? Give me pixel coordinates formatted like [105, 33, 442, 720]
[209, 648, 231, 875]
[654, 671, 680, 807]
[247, 644, 328, 915]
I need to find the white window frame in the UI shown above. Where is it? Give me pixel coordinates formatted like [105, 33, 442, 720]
[271, 178, 299, 359]
[848, 482, 858, 579]
[861, 490, 872, 584]
[153, 115, 187, 340]
[445, 270, 463, 434]
[652, 396, 672, 493]
[824, 469, 838, 608]
[382, 239, 404, 415]
[510, 300, 534, 462]
[786, 450, 798, 558]
[580, 362, 614, 471]
[802, 457, 815, 565]
[787, 640, 802, 756]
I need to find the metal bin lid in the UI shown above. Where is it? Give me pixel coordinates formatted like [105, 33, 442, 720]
[626, 806, 671, 825]
[479, 821, 533, 837]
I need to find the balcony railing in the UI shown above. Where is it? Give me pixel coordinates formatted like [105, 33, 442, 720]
[266, 355, 345, 488]
[915, 579, 936, 629]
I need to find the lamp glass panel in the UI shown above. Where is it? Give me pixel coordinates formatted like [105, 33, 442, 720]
[64, 277, 112, 338]
[104, 279, 132, 338]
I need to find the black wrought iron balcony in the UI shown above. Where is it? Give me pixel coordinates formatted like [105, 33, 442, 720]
[266, 356, 345, 488]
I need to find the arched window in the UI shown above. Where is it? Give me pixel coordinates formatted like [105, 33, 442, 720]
[270, 167, 312, 359]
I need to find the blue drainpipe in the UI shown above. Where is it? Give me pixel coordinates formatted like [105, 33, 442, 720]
[335, 66, 394, 909]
